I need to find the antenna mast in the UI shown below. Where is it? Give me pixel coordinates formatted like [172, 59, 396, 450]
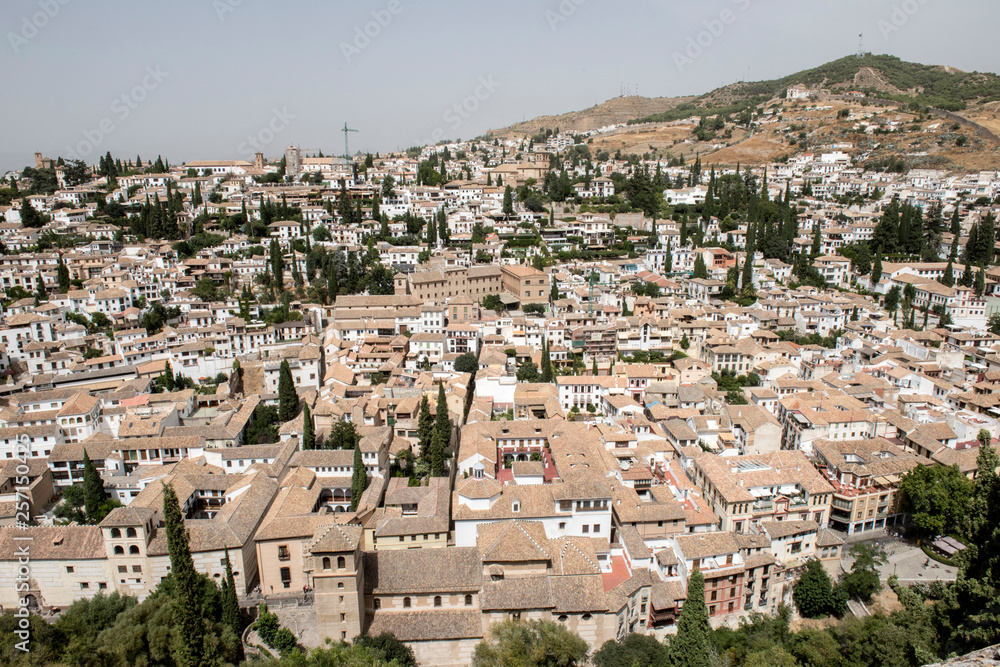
[856, 33, 864, 58]
[341, 123, 359, 160]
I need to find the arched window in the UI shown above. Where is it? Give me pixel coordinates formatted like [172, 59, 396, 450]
[129, 545, 140, 555]
[374, 598, 381, 610]
[337, 556, 346, 570]
[113, 546, 124, 555]
[337, 582, 344, 589]
[110, 528, 121, 539]
[465, 594, 473, 607]
[126, 527, 137, 538]
[403, 597, 411, 609]
[322, 557, 331, 570]
[434, 596, 442, 608]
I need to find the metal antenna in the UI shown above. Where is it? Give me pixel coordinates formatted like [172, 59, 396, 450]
[857, 33, 864, 58]
[341, 123, 358, 160]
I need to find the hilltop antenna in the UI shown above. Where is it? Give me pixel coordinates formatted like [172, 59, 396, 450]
[856, 33, 864, 58]
[341, 123, 358, 160]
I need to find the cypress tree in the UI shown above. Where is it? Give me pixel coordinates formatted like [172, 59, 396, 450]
[431, 383, 451, 476]
[57, 256, 70, 293]
[301, 403, 315, 450]
[672, 570, 712, 667]
[162, 360, 175, 392]
[418, 394, 434, 463]
[350, 443, 367, 511]
[942, 260, 955, 287]
[278, 359, 298, 421]
[960, 257, 974, 288]
[162, 483, 204, 667]
[741, 223, 755, 289]
[541, 338, 554, 383]
[82, 449, 105, 523]
[270, 238, 283, 287]
[975, 265, 986, 297]
[222, 549, 241, 639]
[592, 358, 598, 376]
[871, 255, 882, 284]
[692, 254, 709, 279]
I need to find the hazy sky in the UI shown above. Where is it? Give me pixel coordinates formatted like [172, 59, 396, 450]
[3, 0, 999, 174]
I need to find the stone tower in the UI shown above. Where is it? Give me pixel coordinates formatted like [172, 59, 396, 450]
[309, 523, 365, 641]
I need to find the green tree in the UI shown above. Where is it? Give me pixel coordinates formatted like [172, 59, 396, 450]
[541, 338, 554, 383]
[517, 361, 540, 382]
[842, 544, 887, 603]
[593, 633, 668, 667]
[350, 442, 367, 511]
[975, 264, 986, 297]
[692, 254, 709, 279]
[794, 559, 842, 618]
[418, 394, 434, 464]
[191, 277, 219, 302]
[221, 549, 241, 640]
[680, 333, 690, 350]
[354, 632, 417, 667]
[57, 255, 70, 292]
[301, 403, 315, 450]
[82, 449, 105, 523]
[871, 254, 883, 284]
[884, 285, 901, 321]
[898, 463, 974, 540]
[672, 570, 711, 667]
[19, 198, 46, 227]
[502, 185, 514, 218]
[278, 359, 298, 422]
[431, 382, 451, 476]
[162, 483, 204, 667]
[941, 259, 955, 287]
[472, 619, 588, 667]
[455, 352, 479, 374]
[161, 360, 176, 392]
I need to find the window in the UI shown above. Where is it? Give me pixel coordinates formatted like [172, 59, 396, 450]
[374, 598, 381, 610]
[323, 557, 331, 570]
[126, 527, 137, 538]
[110, 528, 121, 539]
[403, 597, 411, 609]
[710, 590, 717, 601]
[280, 567, 291, 588]
[465, 594, 473, 606]
[118, 565, 128, 573]
[66, 566, 74, 574]
[278, 545, 290, 561]
[593, 524, 600, 533]
[129, 545, 140, 555]
[80, 582, 89, 589]
[338, 582, 344, 589]
[114, 546, 124, 555]
[434, 596, 442, 608]
[337, 556, 346, 570]
[132, 565, 142, 573]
